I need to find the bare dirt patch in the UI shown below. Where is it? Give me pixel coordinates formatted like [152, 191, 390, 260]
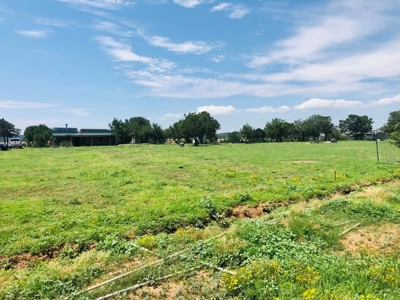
[0, 253, 50, 270]
[128, 270, 221, 299]
[231, 202, 289, 219]
[341, 223, 400, 255]
[294, 160, 318, 164]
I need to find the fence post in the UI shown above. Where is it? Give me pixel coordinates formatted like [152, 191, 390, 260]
[376, 140, 379, 163]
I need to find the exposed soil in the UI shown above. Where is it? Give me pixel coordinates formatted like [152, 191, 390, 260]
[341, 223, 400, 255]
[128, 270, 219, 299]
[128, 280, 182, 299]
[0, 244, 91, 270]
[230, 201, 290, 219]
[0, 253, 50, 270]
[293, 160, 319, 164]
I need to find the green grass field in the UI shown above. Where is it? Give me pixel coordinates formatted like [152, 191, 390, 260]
[1, 141, 400, 299]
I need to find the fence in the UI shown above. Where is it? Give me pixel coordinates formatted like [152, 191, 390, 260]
[376, 140, 400, 163]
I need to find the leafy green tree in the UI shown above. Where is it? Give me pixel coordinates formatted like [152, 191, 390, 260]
[126, 117, 153, 143]
[339, 114, 373, 140]
[240, 123, 255, 143]
[166, 120, 184, 143]
[391, 123, 400, 147]
[264, 118, 290, 142]
[303, 115, 333, 142]
[254, 128, 266, 143]
[24, 124, 53, 147]
[0, 118, 20, 143]
[108, 118, 130, 144]
[181, 111, 221, 144]
[382, 110, 400, 133]
[292, 119, 306, 141]
[227, 131, 242, 143]
[151, 123, 166, 144]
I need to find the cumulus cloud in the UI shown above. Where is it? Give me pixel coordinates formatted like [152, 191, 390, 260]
[15, 29, 52, 38]
[197, 105, 238, 115]
[145, 35, 222, 54]
[293, 95, 400, 111]
[245, 106, 290, 113]
[370, 94, 400, 106]
[294, 98, 364, 110]
[211, 2, 249, 19]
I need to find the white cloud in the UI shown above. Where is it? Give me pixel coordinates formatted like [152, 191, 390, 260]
[294, 98, 364, 110]
[96, 36, 176, 76]
[164, 113, 182, 118]
[145, 35, 222, 54]
[211, 3, 230, 11]
[197, 105, 238, 115]
[211, 3, 249, 19]
[94, 21, 133, 37]
[88, 1, 398, 100]
[248, 1, 392, 67]
[229, 5, 249, 19]
[58, 0, 133, 10]
[261, 39, 400, 84]
[210, 55, 226, 63]
[95, 36, 152, 63]
[245, 106, 290, 113]
[15, 29, 52, 38]
[370, 94, 400, 106]
[0, 100, 57, 109]
[36, 18, 70, 27]
[293, 94, 400, 111]
[173, 0, 210, 8]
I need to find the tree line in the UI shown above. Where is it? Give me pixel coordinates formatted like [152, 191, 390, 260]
[229, 114, 375, 143]
[1, 110, 400, 147]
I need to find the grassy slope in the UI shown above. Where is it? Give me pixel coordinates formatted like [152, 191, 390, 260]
[1, 142, 400, 299]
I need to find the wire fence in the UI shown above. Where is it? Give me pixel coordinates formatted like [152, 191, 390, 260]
[376, 140, 400, 163]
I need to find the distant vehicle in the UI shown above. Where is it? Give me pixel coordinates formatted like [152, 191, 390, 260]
[0, 143, 8, 151]
[8, 138, 23, 149]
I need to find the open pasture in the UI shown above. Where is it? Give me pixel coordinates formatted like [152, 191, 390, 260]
[1, 141, 400, 299]
[0, 141, 394, 256]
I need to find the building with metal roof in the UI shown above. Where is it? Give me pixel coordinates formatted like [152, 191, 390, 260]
[52, 126, 115, 146]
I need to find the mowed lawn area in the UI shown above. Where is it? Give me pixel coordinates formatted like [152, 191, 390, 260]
[0, 141, 396, 257]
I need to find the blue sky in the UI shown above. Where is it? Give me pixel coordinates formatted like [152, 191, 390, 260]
[1, 0, 400, 133]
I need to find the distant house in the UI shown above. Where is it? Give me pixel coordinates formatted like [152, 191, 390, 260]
[365, 128, 390, 141]
[52, 127, 115, 146]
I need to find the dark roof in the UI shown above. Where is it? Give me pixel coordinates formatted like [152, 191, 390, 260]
[79, 129, 111, 133]
[52, 127, 112, 137]
[52, 127, 78, 133]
